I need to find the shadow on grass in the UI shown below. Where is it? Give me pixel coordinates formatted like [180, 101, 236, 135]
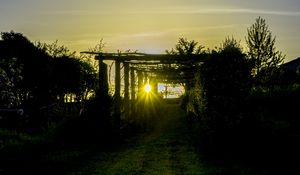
[0, 96, 119, 174]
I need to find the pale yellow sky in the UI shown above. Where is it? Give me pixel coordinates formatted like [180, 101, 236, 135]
[1, 0, 299, 61]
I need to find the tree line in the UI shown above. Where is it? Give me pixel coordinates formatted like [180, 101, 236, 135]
[172, 16, 295, 118]
[0, 32, 98, 109]
[174, 17, 299, 174]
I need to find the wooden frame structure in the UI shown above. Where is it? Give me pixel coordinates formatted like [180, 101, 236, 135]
[81, 51, 206, 131]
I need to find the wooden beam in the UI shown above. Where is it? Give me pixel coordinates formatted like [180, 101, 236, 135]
[125, 62, 161, 65]
[81, 51, 148, 56]
[81, 52, 206, 62]
[101, 55, 199, 61]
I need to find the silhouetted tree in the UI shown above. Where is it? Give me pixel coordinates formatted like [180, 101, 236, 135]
[51, 56, 97, 102]
[0, 31, 52, 105]
[0, 32, 97, 106]
[166, 38, 207, 90]
[166, 37, 204, 55]
[35, 40, 98, 102]
[0, 57, 23, 108]
[246, 17, 285, 84]
[36, 40, 75, 58]
[199, 37, 252, 129]
[83, 39, 106, 70]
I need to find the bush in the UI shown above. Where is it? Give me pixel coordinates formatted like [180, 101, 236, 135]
[53, 93, 113, 145]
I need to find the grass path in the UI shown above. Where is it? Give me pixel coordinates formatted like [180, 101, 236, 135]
[72, 103, 205, 175]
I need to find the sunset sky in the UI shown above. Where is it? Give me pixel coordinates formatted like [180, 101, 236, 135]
[0, 0, 299, 61]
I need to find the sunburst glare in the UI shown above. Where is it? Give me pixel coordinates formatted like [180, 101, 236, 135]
[144, 84, 151, 93]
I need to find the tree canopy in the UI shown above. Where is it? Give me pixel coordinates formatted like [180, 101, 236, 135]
[0, 31, 97, 108]
[246, 17, 285, 83]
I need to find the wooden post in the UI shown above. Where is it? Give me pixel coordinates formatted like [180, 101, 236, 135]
[98, 58, 108, 98]
[137, 71, 143, 96]
[137, 70, 142, 113]
[114, 60, 121, 132]
[164, 85, 168, 99]
[130, 67, 136, 116]
[130, 68, 136, 102]
[130, 67, 136, 118]
[124, 62, 129, 118]
[144, 72, 148, 84]
[150, 77, 158, 95]
[93, 55, 110, 132]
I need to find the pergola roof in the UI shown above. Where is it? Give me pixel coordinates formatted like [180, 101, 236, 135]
[81, 51, 206, 64]
[81, 51, 206, 83]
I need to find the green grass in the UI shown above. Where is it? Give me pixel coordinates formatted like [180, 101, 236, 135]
[0, 123, 100, 174]
[70, 104, 206, 175]
[1, 102, 272, 175]
[0, 128, 45, 151]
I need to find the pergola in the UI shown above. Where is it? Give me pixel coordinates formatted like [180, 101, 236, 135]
[81, 51, 205, 130]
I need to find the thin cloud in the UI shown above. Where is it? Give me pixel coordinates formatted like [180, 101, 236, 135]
[124, 8, 300, 17]
[108, 25, 238, 40]
[181, 8, 300, 16]
[39, 7, 300, 17]
[40, 10, 108, 16]
[123, 31, 166, 38]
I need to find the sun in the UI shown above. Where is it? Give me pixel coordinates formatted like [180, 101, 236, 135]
[144, 84, 151, 93]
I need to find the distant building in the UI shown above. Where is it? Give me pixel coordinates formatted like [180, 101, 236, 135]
[283, 57, 300, 74]
[280, 57, 300, 84]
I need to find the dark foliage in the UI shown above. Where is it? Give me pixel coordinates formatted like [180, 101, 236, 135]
[0, 31, 97, 109]
[0, 31, 99, 136]
[0, 31, 53, 106]
[51, 56, 97, 102]
[238, 85, 300, 174]
[199, 38, 252, 131]
[54, 94, 113, 145]
[246, 17, 285, 86]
